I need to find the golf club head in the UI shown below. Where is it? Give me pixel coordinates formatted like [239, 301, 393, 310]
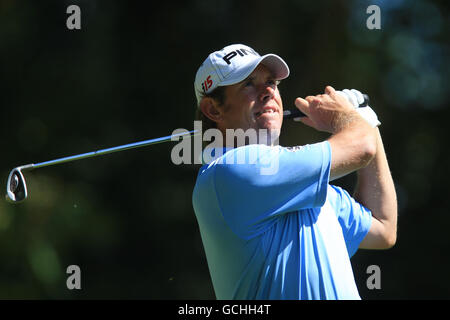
[5, 168, 28, 203]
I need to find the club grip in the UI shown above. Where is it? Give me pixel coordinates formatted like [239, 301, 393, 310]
[283, 94, 370, 119]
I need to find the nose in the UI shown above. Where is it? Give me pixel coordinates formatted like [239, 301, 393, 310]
[259, 84, 275, 103]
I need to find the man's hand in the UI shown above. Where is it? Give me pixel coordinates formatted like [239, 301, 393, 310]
[294, 86, 362, 134]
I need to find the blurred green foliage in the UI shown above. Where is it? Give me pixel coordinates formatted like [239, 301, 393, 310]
[0, 0, 449, 299]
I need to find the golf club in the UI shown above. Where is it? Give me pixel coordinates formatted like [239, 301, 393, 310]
[5, 130, 199, 203]
[6, 94, 369, 203]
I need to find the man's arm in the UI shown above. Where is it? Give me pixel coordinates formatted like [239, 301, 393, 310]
[354, 128, 398, 249]
[295, 86, 377, 180]
[295, 86, 396, 249]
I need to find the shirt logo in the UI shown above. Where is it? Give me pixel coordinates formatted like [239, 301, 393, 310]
[285, 146, 305, 152]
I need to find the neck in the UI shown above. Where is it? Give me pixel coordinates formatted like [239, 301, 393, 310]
[218, 127, 281, 148]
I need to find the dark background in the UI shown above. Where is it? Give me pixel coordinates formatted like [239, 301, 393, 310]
[0, 0, 449, 299]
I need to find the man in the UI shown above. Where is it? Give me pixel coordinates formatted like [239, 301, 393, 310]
[192, 44, 397, 300]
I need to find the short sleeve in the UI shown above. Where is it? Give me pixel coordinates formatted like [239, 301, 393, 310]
[328, 185, 373, 257]
[213, 142, 331, 239]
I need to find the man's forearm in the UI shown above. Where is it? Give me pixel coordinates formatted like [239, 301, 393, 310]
[353, 128, 397, 245]
[327, 110, 377, 181]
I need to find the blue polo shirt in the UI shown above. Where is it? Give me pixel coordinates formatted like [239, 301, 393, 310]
[192, 142, 372, 300]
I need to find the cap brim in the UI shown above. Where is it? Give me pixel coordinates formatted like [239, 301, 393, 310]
[259, 54, 290, 80]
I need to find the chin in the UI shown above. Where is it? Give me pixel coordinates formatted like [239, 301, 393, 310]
[257, 119, 282, 132]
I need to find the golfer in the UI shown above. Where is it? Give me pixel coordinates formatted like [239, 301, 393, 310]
[192, 44, 397, 299]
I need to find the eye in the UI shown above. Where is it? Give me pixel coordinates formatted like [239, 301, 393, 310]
[267, 79, 280, 86]
[244, 79, 254, 87]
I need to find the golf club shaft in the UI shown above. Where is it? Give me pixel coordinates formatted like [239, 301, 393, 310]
[20, 130, 200, 173]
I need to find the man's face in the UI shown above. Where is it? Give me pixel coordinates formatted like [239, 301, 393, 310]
[218, 64, 283, 137]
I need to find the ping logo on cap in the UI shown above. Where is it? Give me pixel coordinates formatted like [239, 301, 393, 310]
[222, 47, 258, 65]
[201, 75, 213, 93]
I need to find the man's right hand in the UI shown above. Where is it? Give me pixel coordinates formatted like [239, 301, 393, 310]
[294, 86, 360, 134]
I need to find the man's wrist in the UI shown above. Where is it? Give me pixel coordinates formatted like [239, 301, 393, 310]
[338, 89, 381, 128]
[331, 110, 371, 134]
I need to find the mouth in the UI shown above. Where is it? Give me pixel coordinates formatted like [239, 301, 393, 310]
[254, 107, 278, 119]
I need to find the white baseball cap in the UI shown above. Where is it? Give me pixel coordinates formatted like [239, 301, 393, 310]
[194, 44, 290, 105]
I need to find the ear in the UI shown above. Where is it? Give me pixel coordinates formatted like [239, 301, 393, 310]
[199, 97, 224, 124]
